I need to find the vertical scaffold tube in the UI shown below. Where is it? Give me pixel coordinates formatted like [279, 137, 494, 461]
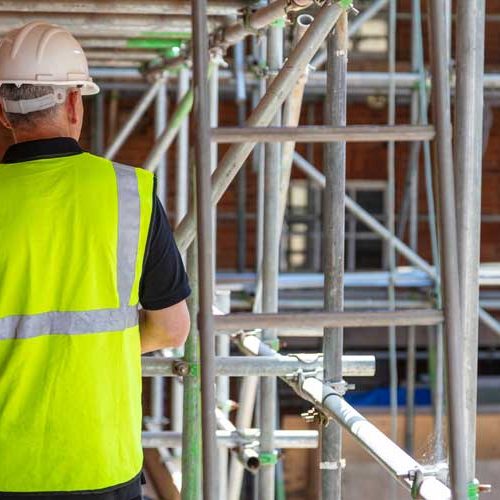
[190, 0, 217, 496]
[173, 67, 190, 443]
[155, 77, 168, 206]
[234, 41, 247, 273]
[321, 11, 347, 500]
[428, 1, 468, 497]
[404, 0, 420, 455]
[259, 16, 283, 500]
[181, 241, 202, 500]
[454, 0, 486, 485]
[386, 0, 398, 466]
[175, 67, 190, 228]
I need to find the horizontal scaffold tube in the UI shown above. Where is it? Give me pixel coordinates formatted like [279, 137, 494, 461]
[211, 125, 435, 143]
[141, 354, 375, 377]
[142, 430, 318, 449]
[214, 309, 443, 330]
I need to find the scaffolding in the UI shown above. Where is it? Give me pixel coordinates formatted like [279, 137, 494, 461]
[5, 0, 498, 498]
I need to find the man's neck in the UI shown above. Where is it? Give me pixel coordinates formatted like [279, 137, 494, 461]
[14, 130, 68, 144]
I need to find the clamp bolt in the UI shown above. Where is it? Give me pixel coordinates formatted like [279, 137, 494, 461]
[173, 360, 190, 377]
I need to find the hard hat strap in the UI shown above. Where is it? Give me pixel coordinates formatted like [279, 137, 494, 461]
[2, 87, 67, 115]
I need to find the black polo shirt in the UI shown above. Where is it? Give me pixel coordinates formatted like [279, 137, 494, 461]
[0, 137, 191, 499]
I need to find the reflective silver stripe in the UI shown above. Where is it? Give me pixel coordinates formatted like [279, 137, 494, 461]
[0, 307, 139, 340]
[0, 162, 142, 341]
[113, 162, 141, 307]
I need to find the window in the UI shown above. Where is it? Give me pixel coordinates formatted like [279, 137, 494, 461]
[283, 179, 388, 272]
[346, 181, 387, 271]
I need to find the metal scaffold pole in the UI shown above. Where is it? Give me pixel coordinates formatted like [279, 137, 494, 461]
[409, 0, 445, 459]
[190, 0, 217, 497]
[454, 0, 486, 488]
[91, 90, 104, 156]
[173, 67, 190, 442]
[155, 76, 168, 206]
[176, 67, 190, 229]
[234, 41, 247, 273]
[404, 0, 420, 455]
[321, 10, 347, 500]
[104, 78, 162, 159]
[181, 241, 202, 500]
[386, 0, 398, 456]
[428, 0, 468, 497]
[259, 14, 283, 500]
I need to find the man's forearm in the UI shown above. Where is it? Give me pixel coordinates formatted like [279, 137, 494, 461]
[139, 302, 190, 353]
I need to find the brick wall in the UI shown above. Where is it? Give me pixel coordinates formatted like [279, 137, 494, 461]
[82, 91, 499, 270]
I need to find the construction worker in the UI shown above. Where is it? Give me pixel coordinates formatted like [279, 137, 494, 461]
[0, 22, 191, 499]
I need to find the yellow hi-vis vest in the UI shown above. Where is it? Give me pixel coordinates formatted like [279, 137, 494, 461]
[0, 152, 154, 492]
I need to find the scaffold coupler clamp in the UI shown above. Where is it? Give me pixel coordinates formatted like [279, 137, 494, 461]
[242, 7, 263, 37]
[324, 378, 355, 397]
[405, 468, 425, 499]
[405, 466, 449, 499]
[209, 46, 228, 68]
[301, 406, 321, 424]
[468, 479, 493, 498]
[319, 458, 346, 471]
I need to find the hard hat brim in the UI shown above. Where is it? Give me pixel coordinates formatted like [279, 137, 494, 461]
[0, 80, 100, 96]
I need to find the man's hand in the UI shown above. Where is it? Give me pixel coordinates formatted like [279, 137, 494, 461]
[139, 300, 190, 353]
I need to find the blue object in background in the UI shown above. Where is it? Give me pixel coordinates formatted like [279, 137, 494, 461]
[344, 387, 432, 407]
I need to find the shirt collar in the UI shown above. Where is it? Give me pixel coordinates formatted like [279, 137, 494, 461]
[2, 137, 83, 164]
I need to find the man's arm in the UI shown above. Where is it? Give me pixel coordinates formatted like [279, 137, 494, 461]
[139, 194, 192, 353]
[139, 300, 190, 353]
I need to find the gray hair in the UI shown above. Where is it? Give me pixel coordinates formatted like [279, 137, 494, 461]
[0, 84, 63, 128]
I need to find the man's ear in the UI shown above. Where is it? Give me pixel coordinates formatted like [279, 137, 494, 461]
[65, 89, 81, 125]
[0, 103, 12, 130]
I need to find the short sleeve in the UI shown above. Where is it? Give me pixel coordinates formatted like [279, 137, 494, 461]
[139, 196, 191, 310]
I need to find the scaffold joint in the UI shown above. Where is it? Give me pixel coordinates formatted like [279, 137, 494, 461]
[323, 379, 354, 396]
[319, 459, 346, 471]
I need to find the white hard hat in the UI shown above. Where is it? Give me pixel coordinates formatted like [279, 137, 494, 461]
[0, 21, 99, 98]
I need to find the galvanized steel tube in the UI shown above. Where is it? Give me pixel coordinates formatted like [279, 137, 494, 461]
[190, 0, 218, 495]
[215, 309, 443, 330]
[211, 125, 435, 143]
[104, 78, 162, 159]
[298, 377, 452, 500]
[143, 429, 319, 449]
[454, 0, 486, 482]
[321, 11, 347, 500]
[428, 0, 468, 496]
[142, 354, 376, 377]
[259, 18, 283, 499]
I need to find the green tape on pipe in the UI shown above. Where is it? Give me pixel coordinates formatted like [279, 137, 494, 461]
[127, 38, 186, 50]
[338, 0, 353, 9]
[468, 481, 479, 500]
[265, 339, 280, 351]
[271, 17, 286, 28]
[259, 451, 278, 465]
[189, 362, 200, 377]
